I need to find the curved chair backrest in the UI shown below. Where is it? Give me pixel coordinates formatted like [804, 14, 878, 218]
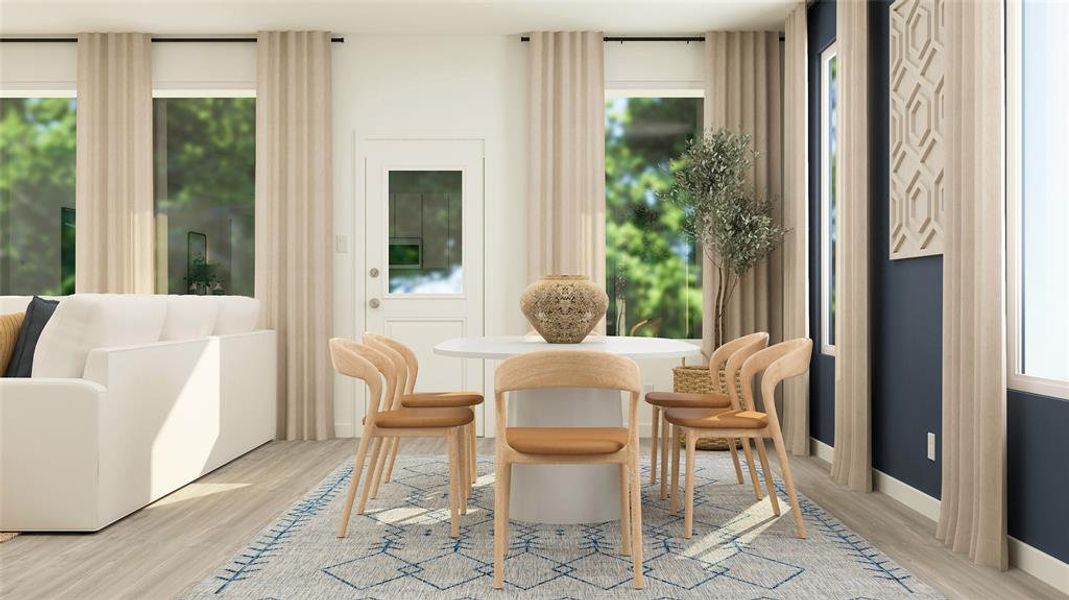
[329, 338, 385, 420]
[708, 332, 769, 395]
[363, 333, 409, 409]
[738, 338, 813, 429]
[330, 338, 399, 421]
[722, 333, 770, 409]
[495, 350, 641, 395]
[494, 350, 643, 447]
[367, 333, 420, 395]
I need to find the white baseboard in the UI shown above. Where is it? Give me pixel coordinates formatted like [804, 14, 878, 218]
[1009, 536, 1069, 591]
[810, 437, 834, 463]
[808, 437, 1068, 591]
[334, 422, 355, 438]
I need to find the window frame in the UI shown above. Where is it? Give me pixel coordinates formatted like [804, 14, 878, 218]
[1005, 0, 1069, 400]
[603, 87, 704, 343]
[819, 44, 838, 357]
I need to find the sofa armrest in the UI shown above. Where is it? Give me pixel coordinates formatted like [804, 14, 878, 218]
[0, 378, 104, 530]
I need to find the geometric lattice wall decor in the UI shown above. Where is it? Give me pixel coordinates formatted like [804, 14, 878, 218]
[889, 0, 946, 259]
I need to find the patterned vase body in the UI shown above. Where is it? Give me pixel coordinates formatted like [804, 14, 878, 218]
[520, 275, 609, 344]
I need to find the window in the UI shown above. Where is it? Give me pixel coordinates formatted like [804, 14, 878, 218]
[153, 95, 255, 296]
[0, 96, 77, 295]
[820, 45, 839, 355]
[605, 94, 703, 339]
[1007, 1, 1069, 397]
[387, 170, 464, 295]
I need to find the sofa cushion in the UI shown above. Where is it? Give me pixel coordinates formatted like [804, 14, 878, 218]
[32, 294, 168, 378]
[213, 296, 260, 335]
[4, 297, 59, 378]
[0, 311, 28, 375]
[161, 296, 221, 341]
[0, 296, 34, 314]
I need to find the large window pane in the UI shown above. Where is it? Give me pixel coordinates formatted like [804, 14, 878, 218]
[821, 49, 839, 352]
[1021, 2, 1069, 381]
[154, 97, 255, 296]
[387, 170, 463, 294]
[605, 96, 703, 339]
[0, 97, 76, 295]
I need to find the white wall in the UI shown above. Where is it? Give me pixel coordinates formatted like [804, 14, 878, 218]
[330, 35, 529, 436]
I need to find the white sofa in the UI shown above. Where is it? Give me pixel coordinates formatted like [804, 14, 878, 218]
[0, 294, 276, 532]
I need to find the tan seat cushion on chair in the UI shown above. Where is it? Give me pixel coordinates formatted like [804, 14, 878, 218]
[0, 311, 26, 374]
[507, 427, 629, 455]
[400, 391, 484, 408]
[645, 390, 732, 409]
[664, 408, 768, 429]
[376, 407, 474, 429]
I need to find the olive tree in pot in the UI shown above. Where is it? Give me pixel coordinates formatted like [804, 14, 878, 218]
[662, 128, 786, 349]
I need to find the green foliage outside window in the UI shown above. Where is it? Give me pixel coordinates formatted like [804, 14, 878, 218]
[605, 96, 703, 339]
[0, 97, 77, 295]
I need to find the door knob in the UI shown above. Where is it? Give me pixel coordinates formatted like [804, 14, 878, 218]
[369, 298, 381, 309]
[369, 267, 380, 278]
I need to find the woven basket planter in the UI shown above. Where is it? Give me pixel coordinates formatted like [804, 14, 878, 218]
[672, 365, 740, 451]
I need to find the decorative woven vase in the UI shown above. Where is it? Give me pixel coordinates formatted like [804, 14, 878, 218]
[520, 275, 608, 344]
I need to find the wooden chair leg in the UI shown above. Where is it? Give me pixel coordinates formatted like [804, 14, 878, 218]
[492, 458, 512, 589]
[382, 437, 400, 483]
[728, 441, 744, 484]
[649, 405, 660, 485]
[357, 436, 383, 514]
[629, 446, 644, 590]
[683, 430, 697, 539]
[458, 427, 469, 516]
[447, 430, 461, 538]
[369, 436, 390, 499]
[468, 422, 477, 486]
[619, 463, 632, 556]
[740, 437, 764, 500]
[338, 434, 371, 538]
[670, 424, 681, 514]
[771, 431, 807, 539]
[754, 437, 780, 516]
[659, 413, 671, 500]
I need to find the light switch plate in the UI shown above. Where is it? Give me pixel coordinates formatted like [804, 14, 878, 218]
[335, 234, 348, 253]
[927, 432, 937, 461]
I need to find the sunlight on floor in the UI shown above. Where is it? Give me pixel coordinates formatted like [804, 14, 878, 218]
[149, 483, 251, 508]
[681, 493, 789, 563]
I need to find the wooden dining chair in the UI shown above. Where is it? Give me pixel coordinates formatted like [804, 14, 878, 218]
[492, 350, 645, 590]
[363, 333, 483, 492]
[329, 338, 474, 539]
[645, 332, 769, 501]
[665, 338, 813, 539]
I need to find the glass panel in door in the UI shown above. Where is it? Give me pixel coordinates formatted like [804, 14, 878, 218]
[387, 170, 463, 294]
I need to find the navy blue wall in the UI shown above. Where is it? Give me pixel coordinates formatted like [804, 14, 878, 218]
[807, 0, 836, 447]
[1008, 390, 1069, 562]
[868, 0, 943, 499]
[807, 0, 1069, 566]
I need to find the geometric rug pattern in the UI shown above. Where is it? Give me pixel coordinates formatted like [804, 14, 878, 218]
[184, 452, 943, 599]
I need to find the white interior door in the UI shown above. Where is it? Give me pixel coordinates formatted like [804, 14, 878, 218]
[364, 139, 485, 433]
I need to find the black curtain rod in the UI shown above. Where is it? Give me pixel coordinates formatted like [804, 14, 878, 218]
[519, 34, 785, 43]
[0, 36, 345, 43]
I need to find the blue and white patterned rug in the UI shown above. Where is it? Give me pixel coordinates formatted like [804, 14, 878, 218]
[184, 452, 942, 599]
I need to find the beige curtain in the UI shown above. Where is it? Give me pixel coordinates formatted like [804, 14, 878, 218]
[830, 0, 872, 492]
[702, 31, 783, 358]
[75, 33, 154, 293]
[937, 0, 1007, 569]
[782, 4, 809, 456]
[526, 32, 606, 292]
[256, 31, 334, 441]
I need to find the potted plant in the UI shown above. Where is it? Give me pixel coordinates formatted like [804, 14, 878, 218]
[662, 128, 786, 349]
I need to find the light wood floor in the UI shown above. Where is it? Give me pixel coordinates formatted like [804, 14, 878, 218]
[0, 439, 1063, 600]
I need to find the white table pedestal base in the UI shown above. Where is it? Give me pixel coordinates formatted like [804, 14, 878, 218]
[506, 387, 623, 524]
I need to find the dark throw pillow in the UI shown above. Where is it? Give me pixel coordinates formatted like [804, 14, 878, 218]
[4, 296, 59, 378]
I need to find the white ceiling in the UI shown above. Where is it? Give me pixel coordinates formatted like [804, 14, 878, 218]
[0, 0, 795, 36]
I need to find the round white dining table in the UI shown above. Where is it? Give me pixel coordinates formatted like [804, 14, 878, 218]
[434, 335, 701, 524]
